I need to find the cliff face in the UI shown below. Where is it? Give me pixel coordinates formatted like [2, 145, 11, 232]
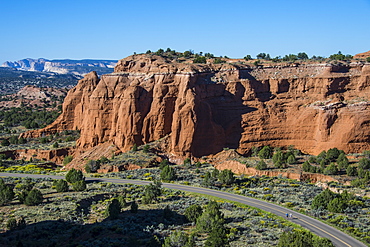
[22, 55, 370, 157]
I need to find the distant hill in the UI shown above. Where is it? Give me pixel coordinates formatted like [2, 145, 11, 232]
[0, 58, 118, 95]
[1, 58, 117, 76]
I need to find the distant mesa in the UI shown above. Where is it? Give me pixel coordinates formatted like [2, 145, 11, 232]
[21, 52, 370, 159]
[354, 50, 370, 59]
[1, 58, 118, 76]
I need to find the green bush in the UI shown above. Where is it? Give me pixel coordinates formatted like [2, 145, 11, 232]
[256, 160, 267, 170]
[184, 204, 203, 222]
[160, 165, 176, 182]
[72, 180, 86, 191]
[63, 155, 73, 165]
[193, 56, 207, 64]
[24, 189, 43, 206]
[218, 169, 235, 185]
[105, 198, 121, 219]
[367, 57, 370, 63]
[54, 179, 68, 193]
[258, 146, 272, 159]
[0, 179, 15, 205]
[65, 168, 84, 183]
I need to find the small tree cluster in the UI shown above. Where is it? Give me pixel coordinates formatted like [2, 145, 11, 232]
[311, 189, 359, 213]
[0, 178, 15, 206]
[16, 178, 43, 206]
[278, 229, 334, 247]
[160, 165, 177, 182]
[65, 168, 86, 191]
[53, 179, 68, 193]
[142, 180, 162, 204]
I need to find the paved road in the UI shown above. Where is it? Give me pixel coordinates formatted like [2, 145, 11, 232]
[0, 172, 366, 247]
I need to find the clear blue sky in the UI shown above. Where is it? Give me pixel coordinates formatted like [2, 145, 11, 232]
[1, 0, 369, 63]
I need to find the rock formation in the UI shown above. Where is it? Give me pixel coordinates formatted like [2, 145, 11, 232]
[21, 54, 370, 157]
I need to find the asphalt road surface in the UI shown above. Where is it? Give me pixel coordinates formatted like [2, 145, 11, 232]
[0, 172, 366, 247]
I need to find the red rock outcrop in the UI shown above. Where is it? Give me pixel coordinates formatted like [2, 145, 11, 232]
[354, 51, 370, 59]
[22, 54, 370, 157]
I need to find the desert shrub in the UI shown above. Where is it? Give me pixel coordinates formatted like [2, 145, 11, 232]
[196, 201, 224, 233]
[85, 160, 100, 173]
[72, 180, 86, 191]
[287, 154, 296, 164]
[256, 160, 267, 170]
[258, 146, 272, 159]
[272, 150, 285, 165]
[142, 180, 162, 204]
[202, 172, 214, 187]
[278, 229, 333, 247]
[326, 148, 342, 161]
[24, 189, 43, 206]
[105, 198, 121, 219]
[218, 169, 235, 185]
[54, 179, 68, 193]
[311, 189, 337, 210]
[117, 195, 126, 208]
[163, 230, 194, 247]
[336, 153, 349, 169]
[143, 144, 150, 153]
[323, 163, 338, 175]
[204, 223, 229, 247]
[63, 155, 73, 165]
[327, 198, 346, 213]
[184, 204, 203, 222]
[183, 158, 191, 166]
[211, 169, 219, 178]
[1, 139, 10, 146]
[160, 165, 176, 182]
[193, 56, 207, 64]
[65, 168, 84, 183]
[367, 57, 370, 63]
[0, 179, 15, 205]
[358, 158, 370, 170]
[346, 165, 357, 176]
[132, 144, 137, 152]
[159, 159, 169, 170]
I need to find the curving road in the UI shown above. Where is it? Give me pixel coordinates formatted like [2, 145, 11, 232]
[0, 172, 366, 247]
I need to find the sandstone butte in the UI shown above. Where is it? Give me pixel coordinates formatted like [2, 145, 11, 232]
[21, 54, 370, 159]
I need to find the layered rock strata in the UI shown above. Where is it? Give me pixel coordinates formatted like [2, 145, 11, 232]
[22, 55, 370, 157]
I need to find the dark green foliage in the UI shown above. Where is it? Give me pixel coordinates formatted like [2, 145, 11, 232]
[346, 165, 357, 176]
[327, 198, 346, 213]
[258, 146, 272, 159]
[130, 200, 138, 213]
[326, 148, 342, 161]
[211, 169, 219, 178]
[244, 55, 252, 61]
[329, 51, 352, 61]
[183, 158, 191, 166]
[218, 169, 235, 185]
[272, 151, 285, 165]
[52, 142, 59, 148]
[193, 56, 207, 64]
[196, 201, 225, 233]
[358, 158, 370, 170]
[24, 189, 43, 206]
[163, 231, 194, 247]
[163, 205, 173, 220]
[323, 163, 338, 175]
[367, 57, 370, 63]
[132, 143, 138, 152]
[62, 155, 73, 165]
[65, 168, 84, 183]
[297, 52, 309, 60]
[1, 139, 10, 146]
[117, 195, 126, 208]
[85, 160, 100, 173]
[213, 58, 225, 64]
[143, 144, 150, 153]
[302, 161, 311, 172]
[54, 179, 68, 193]
[317, 151, 327, 160]
[160, 165, 176, 182]
[256, 53, 270, 60]
[251, 146, 259, 157]
[105, 198, 121, 219]
[311, 189, 337, 210]
[0, 179, 15, 205]
[278, 230, 333, 247]
[142, 180, 162, 204]
[337, 153, 349, 169]
[256, 160, 267, 170]
[184, 204, 203, 222]
[202, 171, 214, 187]
[72, 180, 86, 191]
[6, 218, 18, 230]
[159, 159, 169, 170]
[204, 223, 229, 247]
[287, 154, 296, 164]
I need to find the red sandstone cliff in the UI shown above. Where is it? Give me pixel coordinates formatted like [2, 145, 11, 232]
[21, 54, 370, 157]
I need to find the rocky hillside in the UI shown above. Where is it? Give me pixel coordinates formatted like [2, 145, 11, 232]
[2, 58, 117, 76]
[22, 54, 370, 157]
